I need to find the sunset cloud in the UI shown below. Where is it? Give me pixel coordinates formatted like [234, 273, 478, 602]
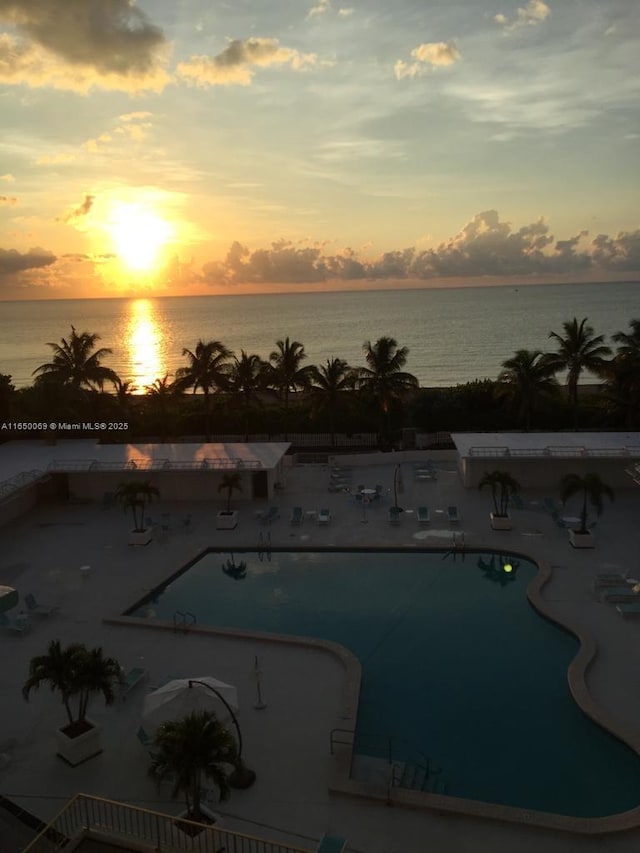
[494, 0, 550, 31]
[0, 173, 15, 182]
[62, 194, 94, 224]
[198, 212, 640, 285]
[0, 196, 18, 206]
[0, 0, 171, 92]
[0, 246, 56, 275]
[177, 38, 317, 86]
[395, 41, 461, 79]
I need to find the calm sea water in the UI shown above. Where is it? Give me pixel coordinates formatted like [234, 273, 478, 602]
[0, 281, 637, 390]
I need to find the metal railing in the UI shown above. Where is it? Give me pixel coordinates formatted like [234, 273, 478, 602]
[46, 457, 263, 473]
[469, 444, 640, 459]
[0, 469, 48, 500]
[22, 793, 311, 853]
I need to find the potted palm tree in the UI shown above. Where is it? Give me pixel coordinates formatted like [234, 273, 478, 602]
[149, 710, 238, 831]
[560, 472, 615, 548]
[216, 471, 242, 530]
[114, 480, 160, 545]
[479, 470, 520, 530]
[23, 640, 122, 766]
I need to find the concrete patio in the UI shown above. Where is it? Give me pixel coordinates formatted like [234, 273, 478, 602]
[2, 450, 640, 852]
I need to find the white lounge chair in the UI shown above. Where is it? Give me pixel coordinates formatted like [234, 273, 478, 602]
[388, 506, 402, 525]
[261, 506, 279, 525]
[447, 505, 460, 523]
[290, 506, 303, 525]
[417, 506, 430, 524]
[0, 612, 31, 634]
[318, 508, 331, 525]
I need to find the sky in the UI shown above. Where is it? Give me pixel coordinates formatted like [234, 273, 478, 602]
[0, 0, 639, 300]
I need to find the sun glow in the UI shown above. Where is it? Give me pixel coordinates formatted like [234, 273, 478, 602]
[107, 202, 173, 272]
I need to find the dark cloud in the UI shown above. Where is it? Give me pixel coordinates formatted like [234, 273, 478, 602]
[0, 0, 169, 91]
[0, 246, 56, 274]
[198, 211, 640, 285]
[62, 194, 94, 223]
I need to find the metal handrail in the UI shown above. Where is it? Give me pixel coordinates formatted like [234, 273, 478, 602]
[21, 793, 311, 853]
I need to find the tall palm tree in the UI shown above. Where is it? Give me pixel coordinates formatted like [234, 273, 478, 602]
[478, 470, 520, 518]
[268, 337, 315, 439]
[357, 336, 418, 445]
[218, 471, 242, 512]
[612, 318, 640, 358]
[114, 480, 160, 532]
[228, 351, 269, 441]
[23, 640, 121, 734]
[175, 340, 233, 440]
[602, 319, 640, 429]
[547, 317, 611, 424]
[149, 710, 238, 821]
[497, 349, 557, 431]
[145, 374, 178, 441]
[33, 326, 119, 391]
[560, 472, 614, 535]
[309, 357, 355, 447]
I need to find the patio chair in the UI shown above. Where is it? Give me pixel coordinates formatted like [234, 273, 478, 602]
[388, 506, 402, 525]
[417, 506, 430, 524]
[290, 506, 303, 525]
[24, 592, 59, 617]
[616, 603, 640, 618]
[0, 612, 31, 634]
[599, 587, 639, 604]
[447, 505, 460, 523]
[261, 506, 279, 525]
[318, 508, 331, 525]
[315, 835, 347, 853]
[119, 667, 149, 702]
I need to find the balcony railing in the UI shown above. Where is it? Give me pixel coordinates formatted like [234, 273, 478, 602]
[22, 793, 311, 853]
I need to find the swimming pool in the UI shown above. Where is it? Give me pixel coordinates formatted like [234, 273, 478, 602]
[128, 548, 640, 818]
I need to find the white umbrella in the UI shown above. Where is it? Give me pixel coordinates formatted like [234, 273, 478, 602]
[142, 676, 239, 733]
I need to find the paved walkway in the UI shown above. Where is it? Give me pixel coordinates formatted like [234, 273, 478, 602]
[1, 458, 640, 852]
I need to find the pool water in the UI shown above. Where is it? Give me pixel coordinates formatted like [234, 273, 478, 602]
[129, 548, 640, 818]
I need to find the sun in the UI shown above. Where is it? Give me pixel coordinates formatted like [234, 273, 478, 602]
[107, 202, 173, 272]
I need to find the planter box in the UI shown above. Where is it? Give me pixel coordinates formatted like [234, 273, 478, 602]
[216, 511, 238, 530]
[490, 513, 512, 531]
[56, 720, 102, 766]
[129, 528, 153, 546]
[569, 529, 595, 549]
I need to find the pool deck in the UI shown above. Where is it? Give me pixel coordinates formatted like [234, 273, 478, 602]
[2, 457, 640, 851]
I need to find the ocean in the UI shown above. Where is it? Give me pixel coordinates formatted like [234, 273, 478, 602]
[0, 281, 637, 390]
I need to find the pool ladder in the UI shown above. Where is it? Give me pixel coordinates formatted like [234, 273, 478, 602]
[173, 610, 196, 633]
[258, 531, 272, 562]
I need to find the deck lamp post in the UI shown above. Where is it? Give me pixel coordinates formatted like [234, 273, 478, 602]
[187, 679, 256, 789]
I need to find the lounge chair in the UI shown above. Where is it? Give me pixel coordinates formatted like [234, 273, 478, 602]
[119, 667, 149, 701]
[417, 506, 430, 524]
[318, 508, 331, 525]
[315, 836, 347, 853]
[592, 574, 631, 590]
[260, 506, 279, 525]
[447, 505, 460, 523]
[599, 586, 639, 603]
[0, 612, 31, 634]
[389, 506, 402, 525]
[290, 506, 303, 525]
[24, 593, 59, 617]
[616, 603, 640, 618]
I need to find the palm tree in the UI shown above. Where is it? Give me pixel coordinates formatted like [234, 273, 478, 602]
[560, 472, 614, 534]
[114, 480, 160, 532]
[309, 358, 355, 447]
[612, 318, 640, 358]
[357, 337, 418, 445]
[23, 640, 121, 736]
[175, 340, 233, 440]
[33, 326, 119, 391]
[478, 470, 520, 518]
[497, 349, 557, 431]
[547, 317, 611, 425]
[268, 337, 315, 439]
[145, 374, 178, 441]
[218, 471, 242, 513]
[601, 353, 640, 429]
[149, 710, 238, 820]
[228, 351, 269, 441]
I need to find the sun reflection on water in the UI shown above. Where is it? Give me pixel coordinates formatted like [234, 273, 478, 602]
[125, 299, 165, 392]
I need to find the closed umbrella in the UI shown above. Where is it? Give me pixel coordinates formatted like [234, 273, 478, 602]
[142, 676, 239, 733]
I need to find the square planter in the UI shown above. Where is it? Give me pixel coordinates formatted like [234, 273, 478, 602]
[216, 511, 238, 530]
[569, 529, 595, 549]
[56, 720, 102, 766]
[129, 528, 153, 546]
[490, 513, 512, 531]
